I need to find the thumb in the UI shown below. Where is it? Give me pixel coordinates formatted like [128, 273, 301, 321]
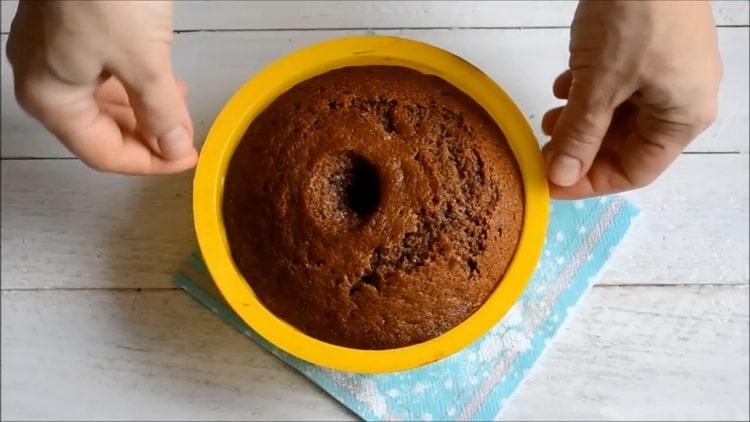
[114, 51, 194, 161]
[544, 72, 620, 187]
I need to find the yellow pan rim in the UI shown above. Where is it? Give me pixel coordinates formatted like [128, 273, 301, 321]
[193, 35, 549, 374]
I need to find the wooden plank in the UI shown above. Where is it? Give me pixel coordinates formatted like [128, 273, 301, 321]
[1, 155, 746, 290]
[2, 28, 747, 158]
[0, 161, 195, 290]
[1, 285, 747, 420]
[2, 1, 748, 32]
[177, 1, 581, 30]
[605, 153, 749, 285]
[0, 289, 355, 421]
[503, 285, 749, 421]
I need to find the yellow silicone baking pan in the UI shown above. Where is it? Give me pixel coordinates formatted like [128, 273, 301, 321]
[193, 35, 549, 373]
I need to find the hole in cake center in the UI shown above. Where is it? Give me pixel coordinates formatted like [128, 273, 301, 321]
[342, 155, 380, 216]
[307, 151, 381, 227]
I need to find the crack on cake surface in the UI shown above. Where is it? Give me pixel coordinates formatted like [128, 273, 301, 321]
[352, 98, 398, 134]
[348, 103, 492, 296]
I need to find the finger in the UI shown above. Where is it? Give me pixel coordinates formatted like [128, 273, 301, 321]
[544, 71, 623, 187]
[98, 102, 137, 132]
[542, 78, 623, 146]
[72, 113, 197, 175]
[17, 72, 196, 175]
[95, 76, 188, 156]
[553, 70, 572, 99]
[97, 101, 166, 158]
[97, 97, 164, 154]
[95, 75, 188, 106]
[550, 110, 689, 199]
[69, 107, 197, 175]
[112, 48, 195, 161]
[95, 77, 131, 106]
[542, 106, 564, 135]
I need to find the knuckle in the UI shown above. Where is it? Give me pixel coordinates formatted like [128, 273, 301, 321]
[632, 175, 655, 189]
[695, 102, 718, 130]
[125, 71, 176, 109]
[624, 169, 656, 190]
[132, 65, 168, 89]
[117, 51, 174, 97]
[13, 77, 68, 133]
[14, 77, 42, 112]
[667, 85, 720, 133]
[562, 123, 602, 147]
[6, 35, 19, 64]
[555, 113, 606, 151]
[575, 86, 613, 114]
[571, 70, 624, 110]
[679, 102, 718, 135]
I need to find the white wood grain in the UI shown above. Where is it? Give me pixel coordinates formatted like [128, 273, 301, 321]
[610, 153, 749, 285]
[1, 155, 747, 290]
[172, 1, 750, 29]
[2, 28, 748, 158]
[2, 1, 748, 32]
[0, 162, 195, 290]
[503, 285, 749, 421]
[0, 289, 355, 421]
[1, 285, 746, 421]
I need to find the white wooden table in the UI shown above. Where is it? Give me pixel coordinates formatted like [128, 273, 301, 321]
[1, 2, 748, 420]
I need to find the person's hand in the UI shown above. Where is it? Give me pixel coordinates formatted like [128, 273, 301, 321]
[6, 0, 196, 175]
[542, 1, 722, 198]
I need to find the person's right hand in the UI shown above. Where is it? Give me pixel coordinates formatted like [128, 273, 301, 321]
[6, 0, 196, 175]
[542, 1, 722, 199]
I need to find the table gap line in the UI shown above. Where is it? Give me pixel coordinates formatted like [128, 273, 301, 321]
[1, 24, 747, 35]
[2, 283, 746, 293]
[2, 151, 745, 161]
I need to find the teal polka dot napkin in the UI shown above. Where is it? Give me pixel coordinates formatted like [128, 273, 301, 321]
[174, 196, 639, 421]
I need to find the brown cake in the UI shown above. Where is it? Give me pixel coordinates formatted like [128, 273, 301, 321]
[223, 66, 524, 349]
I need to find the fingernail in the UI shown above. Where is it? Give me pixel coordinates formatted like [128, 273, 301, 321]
[549, 153, 582, 187]
[158, 126, 193, 160]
